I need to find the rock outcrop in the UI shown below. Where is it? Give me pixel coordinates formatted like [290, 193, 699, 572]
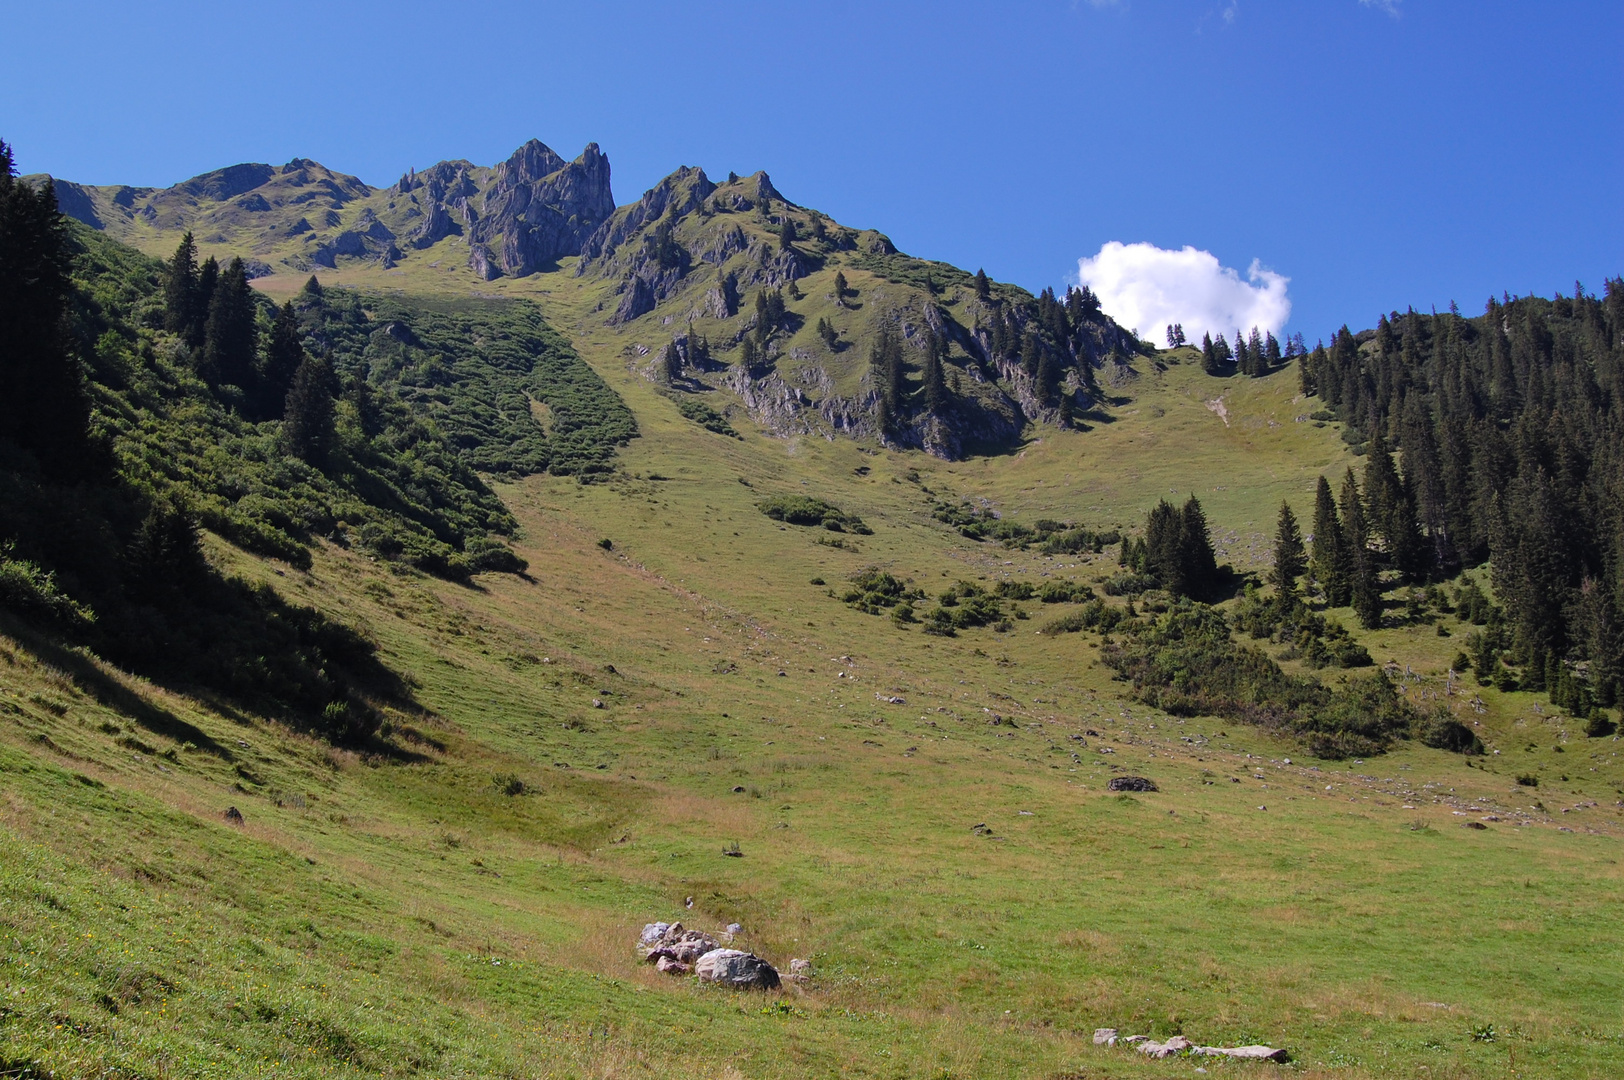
[468, 140, 614, 277]
[637, 921, 780, 989]
[1092, 1028, 1288, 1062]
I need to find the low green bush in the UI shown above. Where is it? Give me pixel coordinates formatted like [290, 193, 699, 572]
[758, 495, 871, 534]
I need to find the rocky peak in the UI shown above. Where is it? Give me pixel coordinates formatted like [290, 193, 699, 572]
[464, 141, 615, 279]
[752, 171, 785, 205]
[496, 139, 568, 186]
[578, 165, 716, 266]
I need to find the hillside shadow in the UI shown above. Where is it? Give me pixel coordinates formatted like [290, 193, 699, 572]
[1, 612, 234, 761]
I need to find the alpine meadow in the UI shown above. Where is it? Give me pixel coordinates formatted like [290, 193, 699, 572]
[2, 45, 1623, 1080]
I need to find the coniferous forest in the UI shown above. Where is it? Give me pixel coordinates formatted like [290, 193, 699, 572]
[1296, 292, 1624, 715]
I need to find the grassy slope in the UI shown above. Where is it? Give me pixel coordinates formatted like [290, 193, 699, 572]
[4, 228, 1624, 1080]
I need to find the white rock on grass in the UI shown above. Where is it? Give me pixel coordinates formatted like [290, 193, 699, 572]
[694, 948, 781, 989]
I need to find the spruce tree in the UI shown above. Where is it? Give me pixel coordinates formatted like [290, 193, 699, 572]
[0, 141, 90, 478]
[1341, 469, 1383, 628]
[871, 325, 905, 432]
[1310, 475, 1351, 606]
[778, 216, 797, 250]
[719, 270, 740, 316]
[191, 257, 218, 350]
[282, 355, 336, 467]
[832, 270, 848, 304]
[1179, 495, 1220, 599]
[660, 339, 682, 382]
[974, 268, 990, 301]
[1020, 332, 1041, 378]
[1036, 348, 1061, 406]
[259, 301, 305, 420]
[1264, 331, 1282, 369]
[923, 331, 947, 414]
[202, 257, 258, 394]
[1144, 499, 1186, 595]
[1272, 501, 1306, 597]
[163, 232, 200, 339]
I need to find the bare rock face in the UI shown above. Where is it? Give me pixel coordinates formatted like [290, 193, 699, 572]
[578, 165, 715, 267]
[612, 277, 657, 325]
[694, 948, 780, 990]
[1108, 776, 1158, 792]
[474, 140, 614, 277]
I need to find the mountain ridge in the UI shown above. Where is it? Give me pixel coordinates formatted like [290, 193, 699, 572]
[32, 137, 1150, 461]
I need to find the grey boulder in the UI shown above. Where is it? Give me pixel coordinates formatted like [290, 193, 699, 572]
[694, 948, 780, 990]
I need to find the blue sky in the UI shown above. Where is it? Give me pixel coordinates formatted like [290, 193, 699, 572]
[4, 0, 1619, 338]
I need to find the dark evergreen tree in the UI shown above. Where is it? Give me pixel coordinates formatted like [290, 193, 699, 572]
[1201, 332, 1219, 374]
[974, 268, 990, 301]
[1310, 474, 1351, 606]
[1364, 433, 1426, 579]
[816, 317, 838, 350]
[282, 355, 336, 467]
[1143, 495, 1219, 600]
[778, 216, 797, 250]
[832, 271, 848, 303]
[1341, 469, 1383, 628]
[1179, 496, 1220, 598]
[1263, 331, 1282, 369]
[660, 339, 682, 382]
[1020, 331, 1041, 378]
[163, 231, 200, 340]
[1272, 501, 1306, 596]
[258, 301, 305, 420]
[719, 269, 740, 317]
[923, 330, 947, 414]
[738, 334, 761, 372]
[871, 324, 905, 432]
[201, 256, 258, 393]
[0, 141, 91, 478]
[192, 257, 218, 351]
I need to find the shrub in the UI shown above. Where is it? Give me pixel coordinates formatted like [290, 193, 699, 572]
[1037, 580, 1093, 604]
[1416, 710, 1485, 754]
[1584, 712, 1617, 738]
[841, 567, 924, 615]
[1103, 573, 1156, 597]
[493, 773, 527, 796]
[1102, 602, 1414, 756]
[758, 495, 871, 534]
[1515, 774, 1539, 787]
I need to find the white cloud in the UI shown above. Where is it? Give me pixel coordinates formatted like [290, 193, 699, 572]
[1360, 0, 1402, 17]
[1075, 241, 1291, 344]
